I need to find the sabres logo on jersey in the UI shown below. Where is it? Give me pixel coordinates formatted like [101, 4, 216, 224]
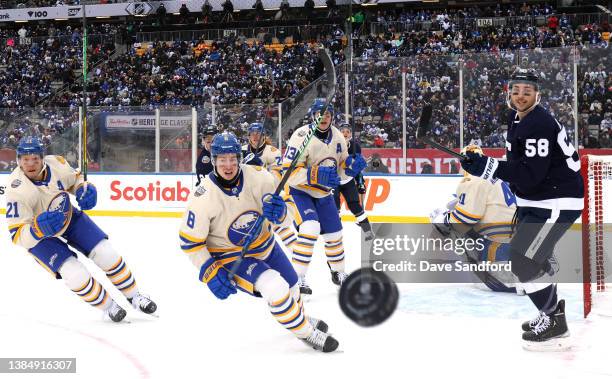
[228, 210, 261, 246]
[317, 157, 338, 168]
[201, 156, 210, 164]
[46, 191, 73, 235]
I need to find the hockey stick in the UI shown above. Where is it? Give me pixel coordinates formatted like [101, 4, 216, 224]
[415, 104, 468, 161]
[227, 48, 337, 280]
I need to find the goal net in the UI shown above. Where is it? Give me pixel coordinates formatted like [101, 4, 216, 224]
[581, 154, 612, 317]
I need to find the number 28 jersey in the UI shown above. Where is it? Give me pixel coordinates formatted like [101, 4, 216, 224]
[495, 105, 584, 209]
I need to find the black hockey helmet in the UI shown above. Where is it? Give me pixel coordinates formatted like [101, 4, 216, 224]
[508, 68, 539, 91]
[202, 124, 219, 136]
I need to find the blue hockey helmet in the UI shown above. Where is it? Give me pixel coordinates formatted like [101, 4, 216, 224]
[16, 136, 44, 157]
[309, 98, 334, 120]
[247, 122, 265, 135]
[210, 131, 242, 161]
[210, 131, 242, 184]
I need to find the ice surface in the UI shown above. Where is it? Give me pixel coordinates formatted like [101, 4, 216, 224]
[1, 217, 611, 379]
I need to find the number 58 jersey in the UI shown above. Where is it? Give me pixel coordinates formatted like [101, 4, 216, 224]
[496, 105, 583, 208]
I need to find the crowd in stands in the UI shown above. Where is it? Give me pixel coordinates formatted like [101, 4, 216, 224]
[0, 1, 611, 165]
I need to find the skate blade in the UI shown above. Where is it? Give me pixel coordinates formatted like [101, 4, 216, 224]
[522, 332, 571, 352]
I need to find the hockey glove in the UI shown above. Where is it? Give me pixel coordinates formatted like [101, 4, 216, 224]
[307, 165, 340, 189]
[429, 208, 451, 237]
[460, 151, 498, 182]
[262, 193, 287, 224]
[31, 211, 67, 240]
[344, 154, 367, 177]
[199, 258, 237, 300]
[75, 182, 97, 210]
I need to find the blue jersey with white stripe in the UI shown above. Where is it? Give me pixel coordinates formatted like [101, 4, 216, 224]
[495, 105, 583, 205]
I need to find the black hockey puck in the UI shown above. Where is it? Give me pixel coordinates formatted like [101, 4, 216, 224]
[339, 267, 399, 327]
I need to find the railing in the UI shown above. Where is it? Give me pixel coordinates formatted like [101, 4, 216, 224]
[135, 24, 337, 43]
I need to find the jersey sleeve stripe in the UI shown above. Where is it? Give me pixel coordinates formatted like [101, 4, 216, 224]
[450, 212, 475, 224]
[453, 206, 483, 220]
[179, 231, 206, 244]
[181, 242, 206, 253]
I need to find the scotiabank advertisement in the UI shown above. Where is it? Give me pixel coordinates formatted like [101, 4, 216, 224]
[0, 173, 461, 220]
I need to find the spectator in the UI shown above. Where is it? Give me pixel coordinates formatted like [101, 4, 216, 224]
[179, 4, 190, 24]
[253, 0, 264, 21]
[202, 0, 213, 23]
[221, 0, 234, 22]
[304, 0, 315, 20]
[156, 3, 167, 25]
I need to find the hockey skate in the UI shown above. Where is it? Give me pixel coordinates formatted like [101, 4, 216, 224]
[308, 317, 329, 333]
[521, 311, 547, 331]
[301, 328, 339, 353]
[522, 300, 571, 351]
[298, 276, 312, 295]
[129, 292, 158, 315]
[105, 300, 127, 323]
[331, 270, 348, 286]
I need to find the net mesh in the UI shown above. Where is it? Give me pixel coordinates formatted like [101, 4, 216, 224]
[582, 155, 612, 317]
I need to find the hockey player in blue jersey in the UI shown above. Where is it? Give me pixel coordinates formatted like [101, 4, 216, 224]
[461, 68, 584, 351]
[5, 136, 157, 322]
[195, 125, 218, 186]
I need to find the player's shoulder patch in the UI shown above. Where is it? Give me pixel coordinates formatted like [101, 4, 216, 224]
[194, 186, 207, 197]
[270, 146, 278, 152]
[460, 177, 471, 184]
[55, 156, 66, 164]
[11, 179, 22, 188]
[297, 130, 306, 137]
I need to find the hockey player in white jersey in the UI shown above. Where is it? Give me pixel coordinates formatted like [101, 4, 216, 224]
[283, 99, 367, 294]
[242, 123, 297, 249]
[179, 132, 338, 352]
[430, 145, 518, 293]
[4, 136, 157, 322]
[242, 122, 282, 170]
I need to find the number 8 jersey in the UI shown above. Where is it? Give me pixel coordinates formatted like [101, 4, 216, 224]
[496, 105, 584, 209]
